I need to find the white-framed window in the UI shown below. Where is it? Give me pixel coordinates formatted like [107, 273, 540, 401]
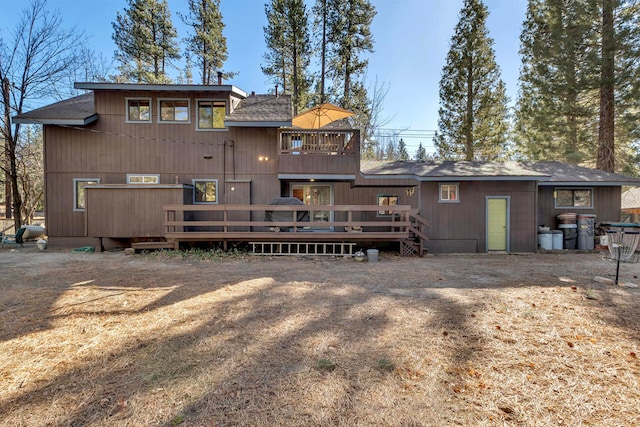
[74, 178, 100, 211]
[377, 194, 398, 216]
[159, 99, 190, 122]
[554, 187, 593, 209]
[197, 100, 226, 130]
[126, 98, 152, 122]
[193, 179, 218, 204]
[127, 174, 160, 184]
[439, 183, 459, 203]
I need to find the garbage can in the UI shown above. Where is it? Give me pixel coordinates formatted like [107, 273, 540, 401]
[366, 249, 379, 262]
[577, 214, 596, 250]
[551, 230, 563, 250]
[558, 223, 577, 250]
[538, 231, 552, 250]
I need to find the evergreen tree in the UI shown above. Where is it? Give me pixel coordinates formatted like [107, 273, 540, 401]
[312, 0, 330, 103]
[262, 0, 313, 114]
[112, 0, 180, 83]
[514, 0, 640, 174]
[415, 142, 427, 161]
[435, 0, 510, 161]
[514, 0, 599, 164]
[180, 0, 228, 85]
[397, 138, 409, 160]
[325, 0, 376, 111]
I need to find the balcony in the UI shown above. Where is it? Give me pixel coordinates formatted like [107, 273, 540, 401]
[278, 130, 360, 176]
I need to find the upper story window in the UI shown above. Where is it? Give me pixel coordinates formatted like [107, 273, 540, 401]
[126, 98, 152, 122]
[127, 174, 160, 184]
[378, 194, 398, 216]
[193, 179, 218, 204]
[74, 178, 100, 211]
[159, 99, 190, 122]
[439, 183, 459, 203]
[197, 100, 226, 130]
[555, 188, 593, 208]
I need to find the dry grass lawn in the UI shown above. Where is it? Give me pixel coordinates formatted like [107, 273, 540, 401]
[1, 247, 639, 426]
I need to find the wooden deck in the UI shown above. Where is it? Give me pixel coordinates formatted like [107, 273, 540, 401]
[156, 204, 429, 255]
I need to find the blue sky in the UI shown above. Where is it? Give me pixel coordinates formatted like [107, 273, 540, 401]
[1, 0, 528, 154]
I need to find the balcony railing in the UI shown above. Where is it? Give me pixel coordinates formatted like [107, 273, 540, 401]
[279, 130, 359, 155]
[163, 204, 410, 242]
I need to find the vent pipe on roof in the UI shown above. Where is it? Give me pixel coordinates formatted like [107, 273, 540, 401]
[251, 91, 255, 96]
[217, 71, 223, 85]
[275, 84, 279, 97]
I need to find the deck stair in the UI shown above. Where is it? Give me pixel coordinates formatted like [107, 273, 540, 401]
[402, 210, 430, 257]
[251, 241, 356, 256]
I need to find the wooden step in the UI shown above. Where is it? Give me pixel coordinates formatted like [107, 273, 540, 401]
[131, 241, 176, 250]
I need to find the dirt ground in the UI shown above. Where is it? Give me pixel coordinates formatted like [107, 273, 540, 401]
[1, 244, 639, 426]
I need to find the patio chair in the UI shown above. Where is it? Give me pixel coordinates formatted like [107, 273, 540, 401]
[1, 227, 26, 248]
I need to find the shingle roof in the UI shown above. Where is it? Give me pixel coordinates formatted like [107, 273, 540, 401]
[361, 160, 548, 180]
[524, 161, 640, 185]
[360, 160, 640, 185]
[13, 93, 97, 125]
[226, 94, 292, 127]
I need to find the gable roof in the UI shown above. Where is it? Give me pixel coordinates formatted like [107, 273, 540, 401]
[225, 94, 292, 127]
[361, 160, 640, 186]
[13, 93, 97, 125]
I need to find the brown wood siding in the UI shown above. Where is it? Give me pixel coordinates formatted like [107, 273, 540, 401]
[421, 180, 537, 253]
[43, 90, 284, 239]
[85, 185, 192, 237]
[279, 154, 358, 175]
[537, 186, 621, 228]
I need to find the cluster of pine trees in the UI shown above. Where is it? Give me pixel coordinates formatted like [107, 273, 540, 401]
[106, 0, 640, 174]
[112, 0, 228, 85]
[436, 0, 639, 175]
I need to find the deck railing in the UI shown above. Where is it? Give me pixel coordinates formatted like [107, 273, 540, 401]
[279, 130, 359, 155]
[163, 204, 411, 242]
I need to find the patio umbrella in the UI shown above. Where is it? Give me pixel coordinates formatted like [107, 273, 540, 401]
[292, 103, 354, 129]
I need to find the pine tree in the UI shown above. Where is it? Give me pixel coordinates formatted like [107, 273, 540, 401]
[514, 0, 599, 164]
[415, 142, 427, 161]
[180, 0, 228, 85]
[435, 0, 510, 161]
[312, 0, 330, 103]
[514, 0, 640, 174]
[325, 0, 376, 111]
[112, 0, 180, 83]
[397, 138, 409, 160]
[262, 0, 313, 114]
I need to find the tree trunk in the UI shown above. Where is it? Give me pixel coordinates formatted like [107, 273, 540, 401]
[320, 0, 327, 103]
[3, 78, 11, 219]
[465, 53, 474, 161]
[596, 0, 615, 172]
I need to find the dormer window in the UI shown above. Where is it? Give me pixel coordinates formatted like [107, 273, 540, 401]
[197, 100, 226, 129]
[126, 98, 151, 122]
[159, 99, 190, 122]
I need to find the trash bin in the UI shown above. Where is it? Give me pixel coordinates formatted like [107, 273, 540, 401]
[366, 249, 379, 262]
[551, 230, 563, 250]
[558, 223, 577, 250]
[538, 231, 552, 250]
[577, 214, 596, 250]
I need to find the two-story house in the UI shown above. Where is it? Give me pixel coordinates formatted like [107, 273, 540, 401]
[14, 82, 640, 254]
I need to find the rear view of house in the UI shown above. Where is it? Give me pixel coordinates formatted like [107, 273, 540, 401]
[14, 82, 640, 254]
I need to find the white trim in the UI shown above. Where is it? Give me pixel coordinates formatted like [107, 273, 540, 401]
[126, 174, 160, 184]
[158, 98, 191, 123]
[125, 97, 152, 123]
[73, 178, 100, 211]
[192, 178, 219, 204]
[439, 183, 460, 203]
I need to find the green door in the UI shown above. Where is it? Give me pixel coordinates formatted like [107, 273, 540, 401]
[487, 198, 508, 251]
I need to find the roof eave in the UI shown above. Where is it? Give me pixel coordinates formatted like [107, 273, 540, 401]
[226, 121, 291, 128]
[12, 114, 98, 126]
[74, 82, 248, 98]
[538, 181, 640, 186]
